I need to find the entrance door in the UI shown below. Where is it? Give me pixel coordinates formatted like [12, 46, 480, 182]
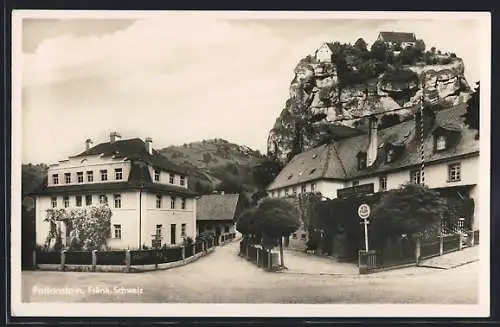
[215, 226, 221, 246]
[171, 224, 176, 244]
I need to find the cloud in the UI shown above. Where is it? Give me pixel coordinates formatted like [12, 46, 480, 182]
[21, 16, 484, 164]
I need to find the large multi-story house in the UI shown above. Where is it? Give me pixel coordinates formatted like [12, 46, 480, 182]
[267, 104, 480, 234]
[31, 133, 199, 250]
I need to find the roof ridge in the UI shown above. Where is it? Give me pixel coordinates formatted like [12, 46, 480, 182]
[330, 142, 348, 179]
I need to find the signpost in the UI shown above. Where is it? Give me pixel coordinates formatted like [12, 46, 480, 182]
[358, 203, 371, 251]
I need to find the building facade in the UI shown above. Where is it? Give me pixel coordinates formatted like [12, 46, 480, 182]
[196, 193, 242, 241]
[31, 133, 199, 250]
[267, 104, 480, 231]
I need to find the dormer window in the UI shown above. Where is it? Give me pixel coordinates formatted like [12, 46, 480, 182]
[357, 152, 367, 170]
[435, 135, 447, 151]
[386, 148, 395, 163]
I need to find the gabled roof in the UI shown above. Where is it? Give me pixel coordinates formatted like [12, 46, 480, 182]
[71, 138, 187, 175]
[378, 32, 417, 43]
[196, 194, 240, 222]
[268, 103, 478, 190]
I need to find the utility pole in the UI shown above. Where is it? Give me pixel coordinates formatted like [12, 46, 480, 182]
[419, 77, 426, 186]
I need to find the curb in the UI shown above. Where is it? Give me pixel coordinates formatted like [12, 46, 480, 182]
[417, 258, 479, 270]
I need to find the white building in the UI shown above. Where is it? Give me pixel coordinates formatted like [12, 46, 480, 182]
[315, 42, 335, 63]
[31, 133, 199, 250]
[267, 104, 479, 231]
[377, 31, 417, 49]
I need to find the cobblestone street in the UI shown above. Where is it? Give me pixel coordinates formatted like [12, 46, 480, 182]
[22, 241, 479, 304]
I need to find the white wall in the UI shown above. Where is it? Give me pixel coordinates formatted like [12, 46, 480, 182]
[142, 193, 196, 247]
[48, 155, 131, 186]
[147, 165, 188, 189]
[35, 190, 197, 250]
[316, 45, 332, 62]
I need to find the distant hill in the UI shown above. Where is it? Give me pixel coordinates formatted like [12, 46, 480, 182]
[159, 138, 265, 195]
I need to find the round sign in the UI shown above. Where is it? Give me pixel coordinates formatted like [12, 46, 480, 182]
[358, 203, 371, 219]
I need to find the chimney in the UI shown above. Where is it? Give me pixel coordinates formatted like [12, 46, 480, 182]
[85, 138, 93, 150]
[110, 132, 121, 143]
[366, 117, 378, 167]
[145, 137, 153, 155]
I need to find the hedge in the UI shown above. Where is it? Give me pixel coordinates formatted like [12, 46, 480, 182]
[36, 251, 61, 264]
[96, 251, 126, 265]
[65, 251, 93, 265]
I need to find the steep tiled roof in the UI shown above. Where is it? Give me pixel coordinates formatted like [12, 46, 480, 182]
[196, 194, 240, 221]
[379, 32, 416, 43]
[268, 103, 478, 190]
[71, 138, 187, 175]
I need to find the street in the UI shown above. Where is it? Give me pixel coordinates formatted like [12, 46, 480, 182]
[22, 241, 479, 304]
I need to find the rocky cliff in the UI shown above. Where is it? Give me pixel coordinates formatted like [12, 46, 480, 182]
[267, 43, 471, 163]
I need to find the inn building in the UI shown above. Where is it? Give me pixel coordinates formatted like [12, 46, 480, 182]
[31, 133, 199, 250]
[267, 104, 480, 235]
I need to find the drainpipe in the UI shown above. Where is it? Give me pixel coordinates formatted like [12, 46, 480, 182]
[139, 185, 143, 249]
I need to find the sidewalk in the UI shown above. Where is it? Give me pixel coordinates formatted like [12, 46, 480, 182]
[418, 246, 479, 269]
[280, 249, 358, 276]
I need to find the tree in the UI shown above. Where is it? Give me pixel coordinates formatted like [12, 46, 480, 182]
[354, 38, 368, 53]
[253, 198, 300, 267]
[236, 207, 258, 239]
[370, 40, 388, 62]
[462, 81, 479, 139]
[252, 156, 284, 190]
[415, 39, 426, 54]
[370, 183, 447, 248]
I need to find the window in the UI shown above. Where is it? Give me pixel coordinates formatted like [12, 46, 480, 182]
[436, 135, 447, 151]
[301, 233, 307, 240]
[285, 188, 289, 196]
[99, 194, 108, 204]
[51, 197, 57, 208]
[278, 190, 282, 197]
[311, 183, 316, 192]
[171, 196, 176, 209]
[115, 168, 123, 180]
[287, 174, 293, 180]
[181, 198, 186, 210]
[224, 225, 230, 233]
[309, 168, 317, 175]
[352, 180, 360, 187]
[169, 173, 174, 184]
[63, 196, 70, 208]
[87, 171, 93, 182]
[156, 195, 162, 208]
[181, 223, 186, 237]
[292, 233, 297, 239]
[386, 148, 395, 163]
[448, 163, 461, 182]
[100, 170, 108, 181]
[301, 185, 307, 193]
[180, 175, 186, 186]
[52, 174, 59, 185]
[379, 175, 388, 191]
[114, 224, 121, 239]
[410, 169, 421, 184]
[65, 173, 71, 184]
[357, 152, 367, 170]
[114, 194, 121, 208]
[154, 169, 160, 182]
[75, 195, 82, 207]
[156, 224, 163, 237]
[76, 172, 83, 183]
[292, 187, 297, 196]
[85, 195, 92, 206]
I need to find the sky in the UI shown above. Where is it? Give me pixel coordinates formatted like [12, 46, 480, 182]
[19, 13, 485, 164]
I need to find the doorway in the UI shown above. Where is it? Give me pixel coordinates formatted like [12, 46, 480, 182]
[171, 224, 176, 244]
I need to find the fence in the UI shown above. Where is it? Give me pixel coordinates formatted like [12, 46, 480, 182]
[238, 240, 280, 271]
[359, 230, 479, 274]
[220, 232, 237, 244]
[34, 237, 215, 272]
